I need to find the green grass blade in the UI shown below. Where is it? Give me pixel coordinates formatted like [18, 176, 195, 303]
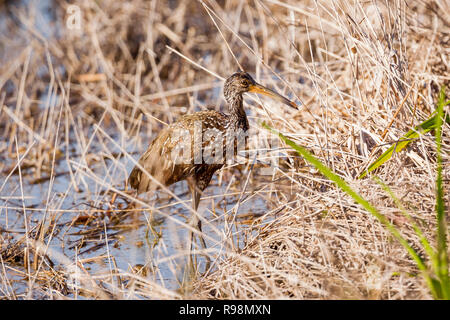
[374, 177, 436, 263]
[435, 86, 449, 299]
[359, 115, 438, 179]
[261, 123, 439, 295]
[374, 176, 443, 297]
[359, 104, 450, 179]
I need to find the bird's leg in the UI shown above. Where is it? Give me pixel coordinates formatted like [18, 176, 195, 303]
[186, 177, 211, 272]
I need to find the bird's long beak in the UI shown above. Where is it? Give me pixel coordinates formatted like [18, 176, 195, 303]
[248, 83, 298, 110]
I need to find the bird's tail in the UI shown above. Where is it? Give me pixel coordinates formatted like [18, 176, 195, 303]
[128, 139, 160, 194]
[128, 166, 142, 191]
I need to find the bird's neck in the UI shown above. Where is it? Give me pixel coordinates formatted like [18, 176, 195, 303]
[226, 94, 249, 131]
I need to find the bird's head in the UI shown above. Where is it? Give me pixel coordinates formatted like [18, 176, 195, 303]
[224, 72, 298, 109]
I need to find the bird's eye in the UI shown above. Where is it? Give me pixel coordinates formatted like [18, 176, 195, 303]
[240, 80, 249, 87]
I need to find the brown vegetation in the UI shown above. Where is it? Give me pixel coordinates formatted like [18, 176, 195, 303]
[0, 0, 448, 299]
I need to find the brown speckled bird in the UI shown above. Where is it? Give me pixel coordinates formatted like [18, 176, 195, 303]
[128, 72, 297, 263]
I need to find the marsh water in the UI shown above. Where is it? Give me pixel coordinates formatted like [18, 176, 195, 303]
[0, 0, 274, 298]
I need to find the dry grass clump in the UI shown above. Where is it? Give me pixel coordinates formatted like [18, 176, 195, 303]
[0, 0, 448, 299]
[195, 177, 439, 299]
[189, 0, 450, 299]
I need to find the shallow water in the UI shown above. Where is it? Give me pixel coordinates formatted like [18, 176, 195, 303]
[1, 149, 270, 297]
[0, 0, 278, 298]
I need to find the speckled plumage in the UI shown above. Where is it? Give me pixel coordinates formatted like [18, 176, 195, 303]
[128, 72, 254, 197]
[128, 110, 232, 194]
[128, 72, 296, 268]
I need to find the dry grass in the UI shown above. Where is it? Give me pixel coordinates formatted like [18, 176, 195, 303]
[0, 0, 449, 299]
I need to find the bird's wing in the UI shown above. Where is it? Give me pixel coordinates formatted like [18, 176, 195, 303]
[128, 110, 229, 193]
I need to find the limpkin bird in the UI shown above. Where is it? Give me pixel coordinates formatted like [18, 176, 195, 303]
[128, 72, 297, 266]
